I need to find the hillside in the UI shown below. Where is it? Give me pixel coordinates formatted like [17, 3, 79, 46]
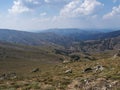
[0, 41, 66, 75]
[0, 29, 120, 90]
[97, 30, 120, 39]
[0, 42, 120, 89]
[69, 30, 120, 53]
[0, 29, 48, 45]
[1, 29, 120, 59]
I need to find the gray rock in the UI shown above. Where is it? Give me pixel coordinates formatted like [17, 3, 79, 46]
[65, 69, 72, 74]
[63, 60, 70, 64]
[7, 72, 17, 79]
[0, 74, 6, 80]
[31, 68, 39, 73]
[0, 72, 17, 80]
[84, 68, 93, 73]
[94, 65, 104, 72]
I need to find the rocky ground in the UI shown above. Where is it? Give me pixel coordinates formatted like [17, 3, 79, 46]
[0, 56, 120, 90]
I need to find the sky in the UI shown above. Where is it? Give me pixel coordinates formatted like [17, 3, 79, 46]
[0, 0, 120, 31]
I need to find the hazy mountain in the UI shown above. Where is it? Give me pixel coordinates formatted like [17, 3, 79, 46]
[0, 29, 45, 45]
[1, 29, 120, 51]
[96, 30, 120, 39]
[0, 29, 102, 46]
[69, 30, 120, 52]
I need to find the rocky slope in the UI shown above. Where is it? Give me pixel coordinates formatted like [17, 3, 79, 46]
[69, 35, 120, 53]
[0, 53, 120, 90]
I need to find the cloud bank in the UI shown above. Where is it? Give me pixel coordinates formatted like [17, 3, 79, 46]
[0, 0, 119, 31]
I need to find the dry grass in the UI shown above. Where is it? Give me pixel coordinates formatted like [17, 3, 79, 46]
[0, 43, 120, 90]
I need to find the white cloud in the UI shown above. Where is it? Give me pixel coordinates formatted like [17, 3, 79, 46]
[44, 0, 50, 3]
[103, 5, 120, 19]
[60, 0, 104, 17]
[44, 0, 71, 3]
[8, 0, 41, 14]
[2, 0, 120, 30]
[40, 12, 47, 16]
[8, 1, 30, 14]
[8, 0, 70, 15]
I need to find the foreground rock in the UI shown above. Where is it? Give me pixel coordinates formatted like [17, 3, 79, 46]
[31, 68, 39, 73]
[0, 72, 17, 80]
[67, 78, 120, 90]
[84, 68, 93, 73]
[94, 65, 104, 72]
[65, 69, 72, 74]
[84, 65, 105, 73]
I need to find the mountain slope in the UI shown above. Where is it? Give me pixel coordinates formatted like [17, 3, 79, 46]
[69, 30, 120, 52]
[0, 40, 63, 62]
[0, 29, 120, 90]
[98, 30, 120, 39]
[0, 29, 49, 45]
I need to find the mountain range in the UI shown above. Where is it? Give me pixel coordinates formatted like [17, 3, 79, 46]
[0, 28, 120, 52]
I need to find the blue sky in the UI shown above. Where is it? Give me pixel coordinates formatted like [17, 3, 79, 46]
[0, 0, 120, 31]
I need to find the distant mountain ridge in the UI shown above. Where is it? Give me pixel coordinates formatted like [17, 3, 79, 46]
[69, 30, 120, 52]
[0, 28, 102, 46]
[0, 28, 120, 52]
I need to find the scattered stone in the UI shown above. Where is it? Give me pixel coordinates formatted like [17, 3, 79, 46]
[113, 50, 120, 58]
[63, 60, 70, 64]
[0, 72, 17, 80]
[65, 69, 72, 74]
[67, 77, 120, 90]
[67, 79, 81, 90]
[116, 50, 120, 57]
[94, 65, 104, 72]
[84, 68, 93, 73]
[31, 68, 39, 73]
[113, 54, 117, 59]
[111, 81, 119, 86]
[0, 74, 6, 80]
[7, 72, 17, 79]
[101, 86, 107, 90]
[83, 79, 89, 85]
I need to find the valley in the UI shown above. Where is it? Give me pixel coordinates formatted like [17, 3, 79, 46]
[0, 29, 120, 90]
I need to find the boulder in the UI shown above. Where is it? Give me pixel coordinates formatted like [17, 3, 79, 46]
[94, 65, 104, 72]
[31, 68, 39, 73]
[84, 68, 93, 73]
[65, 69, 72, 74]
